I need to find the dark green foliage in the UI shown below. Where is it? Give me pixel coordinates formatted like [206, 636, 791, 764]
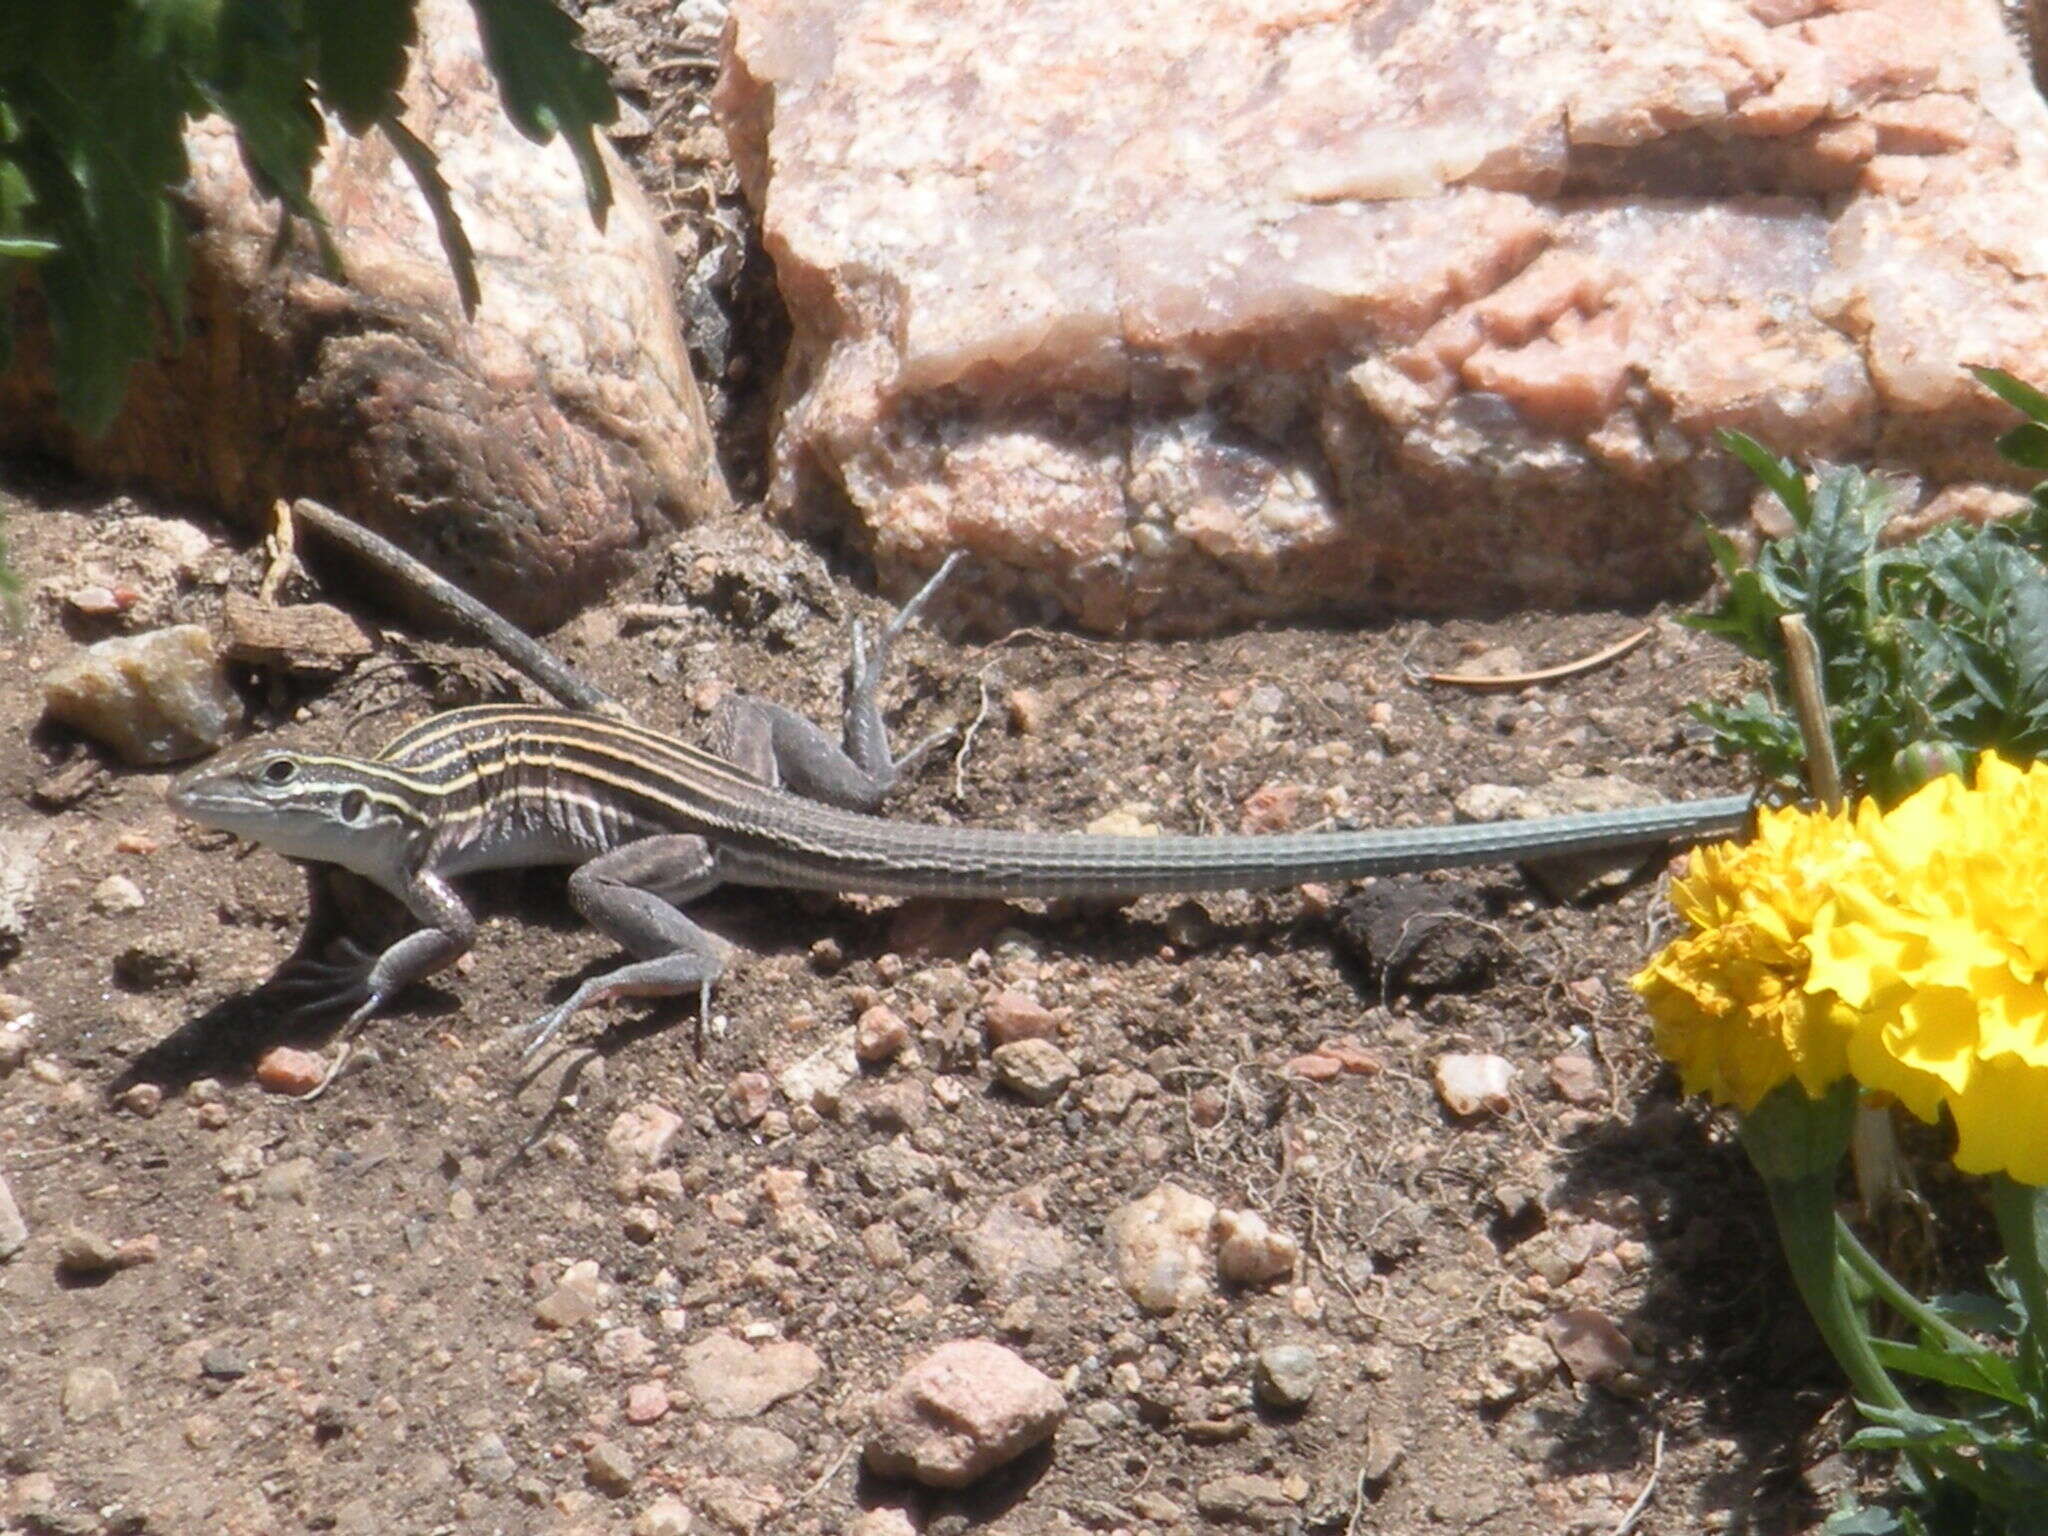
[1687, 411, 2048, 804]
[0, 0, 616, 436]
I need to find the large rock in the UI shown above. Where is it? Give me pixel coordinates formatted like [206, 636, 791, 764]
[3, 0, 727, 630]
[718, 0, 2048, 633]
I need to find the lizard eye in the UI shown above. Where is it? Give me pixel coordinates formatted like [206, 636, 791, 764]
[261, 757, 298, 786]
[339, 789, 369, 824]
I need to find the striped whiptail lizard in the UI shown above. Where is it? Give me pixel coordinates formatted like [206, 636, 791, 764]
[168, 554, 1752, 1087]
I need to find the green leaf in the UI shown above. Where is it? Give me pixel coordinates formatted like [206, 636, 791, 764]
[468, 0, 616, 221]
[1973, 365, 2048, 425]
[1997, 422, 2048, 470]
[1866, 1338, 2025, 1406]
[0, 233, 57, 257]
[308, 0, 415, 132]
[1720, 429, 1811, 526]
[1822, 1508, 1905, 1536]
[381, 116, 479, 315]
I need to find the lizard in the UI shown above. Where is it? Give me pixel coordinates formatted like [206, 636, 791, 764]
[167, 554, 1753, 1087]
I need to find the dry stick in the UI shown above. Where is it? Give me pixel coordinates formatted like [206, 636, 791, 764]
[288, 497, 621, 717]
[1422, 625, 1653, 690]
[1780, 615, 1902, 1220]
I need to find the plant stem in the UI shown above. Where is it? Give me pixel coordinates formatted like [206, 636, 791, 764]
[1836, 1219, 1981, 1357]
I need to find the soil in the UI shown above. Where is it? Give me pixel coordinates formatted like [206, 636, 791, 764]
[0, 7, 1885, 1534]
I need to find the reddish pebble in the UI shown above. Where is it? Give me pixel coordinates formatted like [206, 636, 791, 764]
[719, 1071, 773, 1128]
[1189, 1085, 1228, 1127]
[117, 1083, 163, 1118]
[983, 990, 1059, 1046]
[855, 1005, 911, 1065]
[1320, 1040, 1383, 1076]
[623, 1380, 670, 1424]
[1238, 781, 1303, 834]
[114, 830, 160, 855]
[1283, 1052, 1343, 1081]
[255, 1046, 326, 1096]
[195, 1102, 231, 1130]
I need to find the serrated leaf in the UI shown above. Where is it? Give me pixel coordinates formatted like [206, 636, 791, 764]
[1973, 365, 2048, 425]
[308, 0, 414, 133]
[1867, 1338, 2025, 1405]
[381, 116, 479, 315]
[468, 0, 615, 221]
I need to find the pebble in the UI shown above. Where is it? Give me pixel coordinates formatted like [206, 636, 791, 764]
[1195, 1474, 1299, 1527]
[584, 1438, 638, 1495]
[182, 1413, 222, 1450]
[605, 1102, 684, 1186]
[624, 1380, 671, 1424]
[1480, 1332, 1556, 1405]
[56, 1227, 124, 1276]
[678, 1332, 823, 1418]
[1282, 1052, 1343, 1081]
[1434, 1052, 1514, 1118]
[983, 989, 1060, 1045]
[632, 1495, 696, 1536]
[1253, 1344, 1320, 1410]
[41, 624, 241, 763]
[776, 1031, 858, 1115]
[854, 1004, 911, 1064]
[865, 1339, 1067, 1489]
[465, 1432, 517, 1488]
[991, 1038, 1077, 1105]
[61, 1365, 122, 1422]
[255, 1046, 327, 1096]
[201, 1346, 252, 1380]
[90, 874, 146, 915]
[1544, 1307, 1636, 1387]
[1214, 1208, 1300, 1287]
[1547, 1052, 1607, 1106]
[116, 1082, 163, 1118]
[1109, 1182, 1217, 1313]
[718, 1071, 773, 1127]
[535, 1259, 604, 1329]
[0, 1173, 26, 1262]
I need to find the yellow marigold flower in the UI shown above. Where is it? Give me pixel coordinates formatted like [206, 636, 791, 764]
[1631, 801, 1865, 1111]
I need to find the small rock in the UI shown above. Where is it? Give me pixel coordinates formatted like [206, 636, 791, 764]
[90, 874, 146, 915]
[956, 1198, 1076, 1296]
[1434, 1052, 1514, 1118]
[1110, 1182, 1217, 1313]
[201, 1346, 252, 1380]
[535, 1259, 603, 1328]
[717, 1070, 774, 1127]
[1214, 1208, 1299, 1287]
[1282, 1052, 1342, 1081]
[855, 1004, 911, 1064]
[856, 1079, 929, 1133]
[633, 1495, 696, 1536]
[465, 1432, 517, 1488]
[1547, 1052, 1607, 1106]
[1195, 1474, 1298, 1525]
[1005, 687, 1049, 734]
[864, 1339, 1066, 1489]
[0, 833, 44, 963]
[1253, 1344, 1319, 1411]
[57, 1227, 123, 1276]
[624, 1380, 671, 1424]
[111, 934, 198, 991]
[116, 1082, 163, 1118]
[855, 1139, 939, 1196]
[42, 624, 240, 764]
[255, 1045, 327, 1096]
[1480, 1331, 1555, 1405]
[0, 1172, 27, 1261]
[621, 1206, 663, 1243]
[183, 1413, 222, 1450]
[606, 1102, 684, 1183]
[991, 1038, 1076, 1105]
[221, 593, 378, 675]
[62, 1365, 121, 1422]
[678, 1332, 823, 1418]
[585, 1437, 639, 1495]
[1544, 1307, 1635, 1387]
[776, 1030, 858, 1115]
[983, 990, 1060, 1045]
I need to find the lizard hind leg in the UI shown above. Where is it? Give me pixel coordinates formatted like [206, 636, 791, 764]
[511, 835, 733, 1063]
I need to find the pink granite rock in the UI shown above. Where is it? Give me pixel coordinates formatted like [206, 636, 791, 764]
[4, 0, 727, 629]
[719, 0, 2048, 632]
[864, 1339, 1066, 1488]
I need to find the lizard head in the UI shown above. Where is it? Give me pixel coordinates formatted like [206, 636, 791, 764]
[168, 743, 422, 880]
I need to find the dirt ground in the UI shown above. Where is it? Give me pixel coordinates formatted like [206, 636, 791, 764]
[0, 6, 1893, 1533]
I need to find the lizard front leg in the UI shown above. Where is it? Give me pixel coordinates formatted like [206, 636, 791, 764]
[709, 551, 964, 810]
[294, 870, 476, 1097]
[512, 835, 733, 1062]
